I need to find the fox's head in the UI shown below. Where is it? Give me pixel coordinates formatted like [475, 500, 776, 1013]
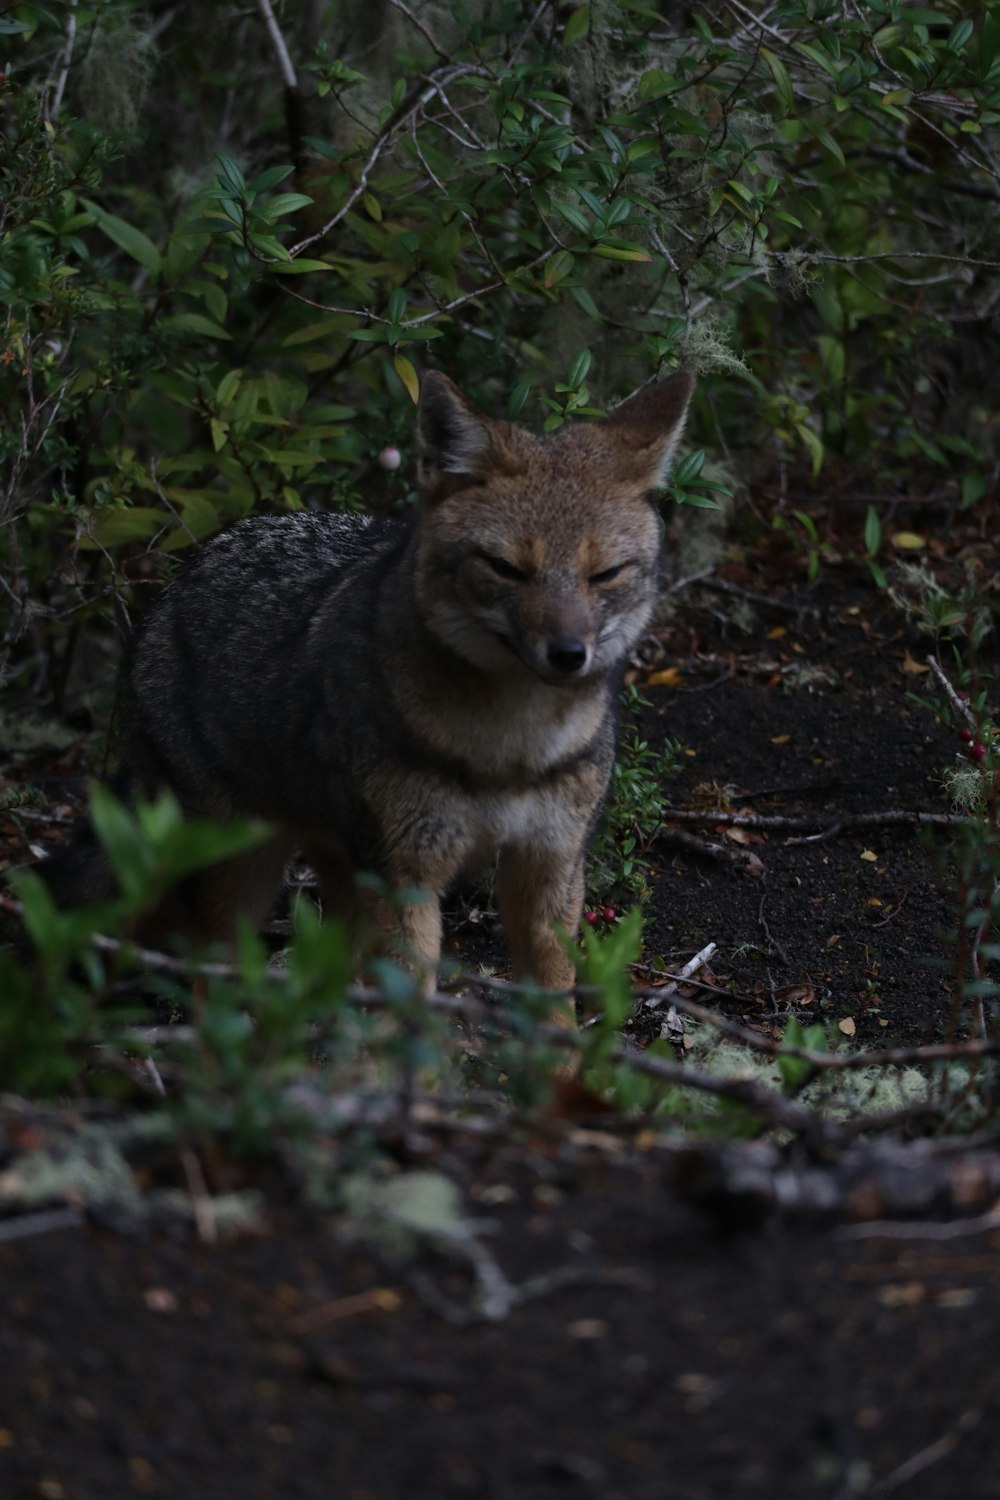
[413, 370, 694, 685]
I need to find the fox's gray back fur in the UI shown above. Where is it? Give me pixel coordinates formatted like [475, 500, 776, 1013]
[40, 370, 695, 989]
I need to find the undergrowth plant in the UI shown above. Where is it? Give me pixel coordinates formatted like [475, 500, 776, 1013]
[588, 688, 685, 909]
[4, 2, 1000, 1160]
[5, 1, 1000, 700]
[893, 563, 1000, 1053]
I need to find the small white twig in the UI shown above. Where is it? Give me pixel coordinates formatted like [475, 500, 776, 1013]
[642, 942, 717, 1011]
[255, 0, 298, 91]
[0, 1206, 86, 1243]
[387, 0, 448, 59]
[840, 1208, 1000, 1241]
[48, 0, 78, 120]
[927, 654, 977, 731]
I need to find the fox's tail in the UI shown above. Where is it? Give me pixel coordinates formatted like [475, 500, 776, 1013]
[34, 821, 116, 907]
[30, 774, 132, 909]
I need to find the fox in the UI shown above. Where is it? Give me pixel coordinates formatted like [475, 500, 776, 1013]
[41, 368, 694, 996]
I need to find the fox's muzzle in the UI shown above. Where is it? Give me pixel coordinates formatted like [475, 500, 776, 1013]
[546, 636, 590, 675]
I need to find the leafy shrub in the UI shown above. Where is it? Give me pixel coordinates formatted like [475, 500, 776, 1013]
[4, 1, 1000, 700]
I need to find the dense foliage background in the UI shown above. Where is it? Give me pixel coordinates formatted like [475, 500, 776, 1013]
[3, 0, 1000, 711]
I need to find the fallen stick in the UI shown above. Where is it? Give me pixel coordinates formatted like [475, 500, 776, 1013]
[641, 942, 717, 1010]
[927, 654, 978, 731]
[658, 808, 964, 834]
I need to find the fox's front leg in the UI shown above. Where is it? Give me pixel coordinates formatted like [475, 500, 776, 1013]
[496, 842, 586, 1003]
[361, 880, 444, 993]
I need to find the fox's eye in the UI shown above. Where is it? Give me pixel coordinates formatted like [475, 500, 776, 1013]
[590, 562, 627, 585]
[484, 554, 528, 582]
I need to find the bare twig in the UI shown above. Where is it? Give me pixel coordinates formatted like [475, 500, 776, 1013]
[387, 0, 449, 60]
[927, 654, 977, 732]
[658, 807, 964, 838]
[290, 64, 493, 257]
[840, 1208, 1000, 1241]
[0, 1206, 86, 1242]
[869, 1422, 977, 1498]
[658, 826, 761, 866]
[48, 0, 78, 119]
[180, 1146, 219, 1243]
[255, 0, 297, 90]
[641, 943, 717, 1010]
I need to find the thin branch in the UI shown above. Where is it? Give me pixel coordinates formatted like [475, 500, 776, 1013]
[927, 654, 978, 732]
[657, 807, 964, 837]
[0, 1206, 86, 1242]
[290, 65, 493, 257]
[840, 1208, 1000, 1241]
[641, 942, 717, 1011]
[255, 0, 297, 90]
[48, 0, 79, 120]
[387, 0, 449, 60]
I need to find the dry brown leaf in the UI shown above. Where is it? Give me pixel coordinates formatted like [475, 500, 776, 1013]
[766, 625, 786, 640]
[860, 849, 877, 862]
[902, 651, 929, 675]
[838, 1016, 856, 1037]
[771, 733, 791, 746]
[646, 666, 682, 688]
[826, 933, 843, 949]
[725, 826, 752, 845]
[878, 1282, 926, 1308]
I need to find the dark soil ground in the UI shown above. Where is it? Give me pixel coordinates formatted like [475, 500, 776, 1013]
[2, 522, 999, 1498]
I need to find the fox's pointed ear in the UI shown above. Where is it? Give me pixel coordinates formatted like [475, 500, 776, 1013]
[603, 371, 695, 489]
[417, 372, 497, 491]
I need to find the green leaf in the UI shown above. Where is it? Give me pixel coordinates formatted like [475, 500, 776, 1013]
[563, 5, 590, 44]
[567, 350, 592, 388]
[508, 380, 531, 419]
[263, 192, 315, 220]
[248, 234, 292, 262]
[791, 423, 827, 474]
[81, 201, 162, 276]
[543, 249, 575, 287]
[592, 242, 652, 263]
[794, 41, 841, 79]
[272, 258, 337, 274]
[393, 352, 420, 404]
[761, 47, 795, 115]
[251, 164, 296, 193]
[88, 507, 164, 547]
[216, 369, 243, 406]
[570, 285, 603, 321]
[160, 312, 233, 341]
[216, 152, 247, 193]
[864, 505, 881, 557]
[555, 201, 592, 236]
[811, 129, 846, 168]
[638, 69, 676, 102]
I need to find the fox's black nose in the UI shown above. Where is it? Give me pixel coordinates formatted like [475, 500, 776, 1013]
[547, 638, 588, 674]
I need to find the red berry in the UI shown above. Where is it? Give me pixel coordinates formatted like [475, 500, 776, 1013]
[602, 906, 617, 924]
[960, 727, 974, 742]
[584, 910, 599, 927]
[970, 743, 988, 762]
